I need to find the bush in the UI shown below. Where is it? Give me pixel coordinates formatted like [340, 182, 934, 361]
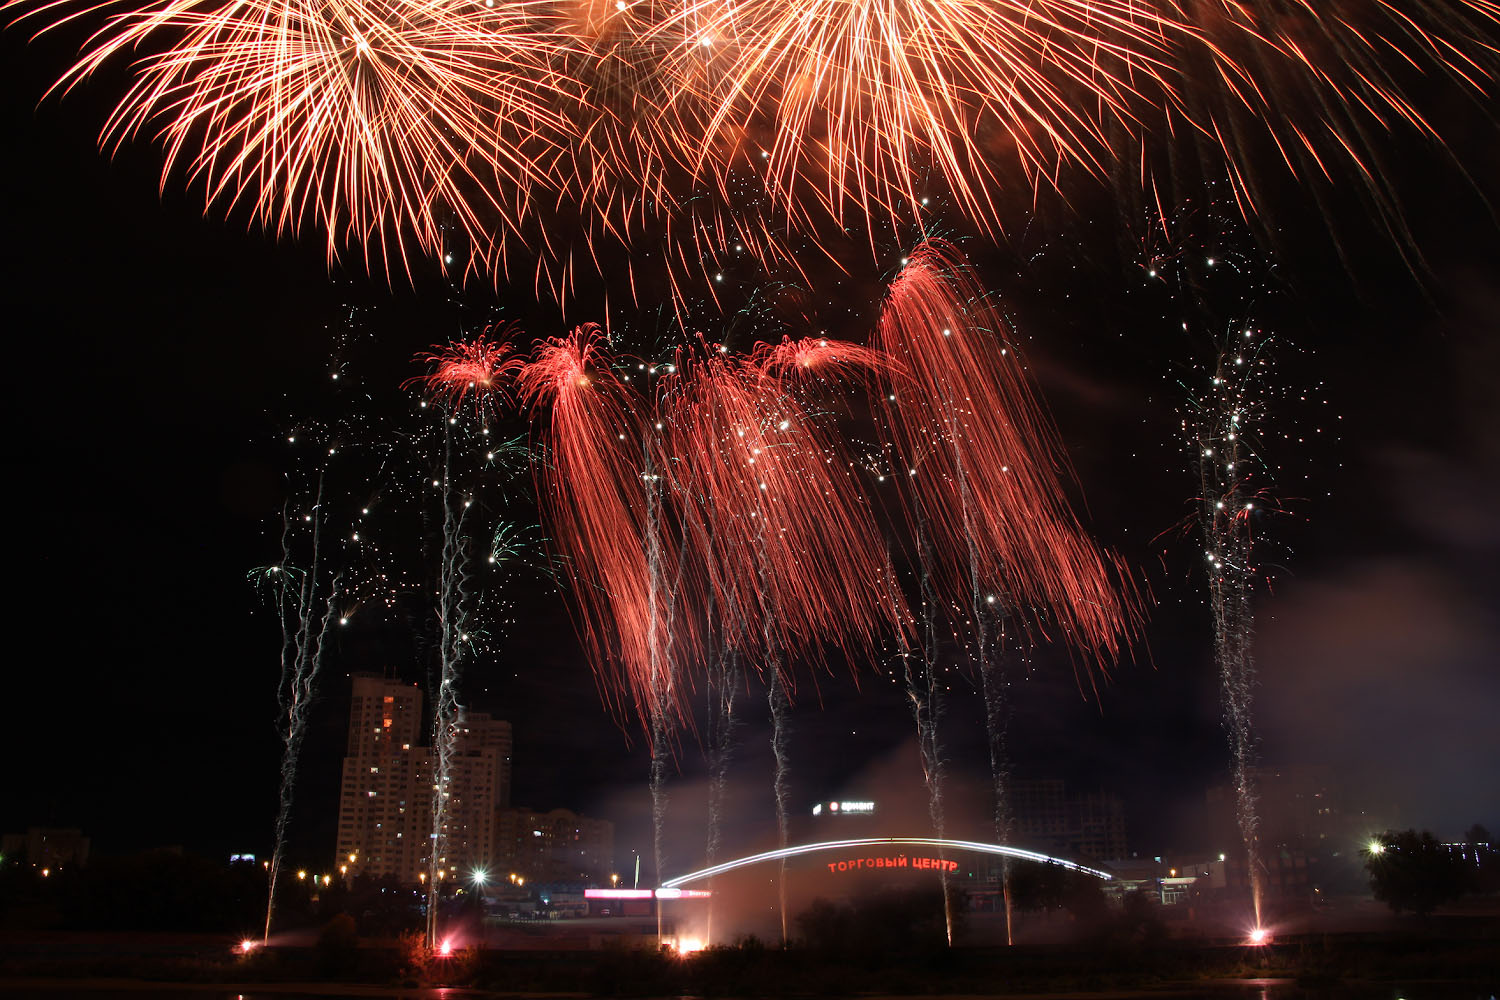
[316, 913, 359, 975]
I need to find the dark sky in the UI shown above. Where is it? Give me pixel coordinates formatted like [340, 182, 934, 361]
[3, 22, 1497, 879]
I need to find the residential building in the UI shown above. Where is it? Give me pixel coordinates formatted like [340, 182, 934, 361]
[1010, 779, 1128, 861]
[335, 675, 512, 885]
[496, 806, 614, 883]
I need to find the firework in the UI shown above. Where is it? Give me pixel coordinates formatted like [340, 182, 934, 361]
[648, 0, 1177, 232]
[1193, 334, 1266, 927]
[19, 0, 579, 277]
[407, 330, 524, 424]
[249, 474, 344, 944]
[518, 325, 693, 726]
[659, 342, 909, 939]
[1168, 233, 1287, 933]
[1129, 0, 1500, 263]
[753, 335, 901, 391]
[875, 241, 1138, 949]
[661, 347, 905, 664]
[402, 342, 526, 948]
[876, 239, 1137, 673]
[249, 406, 397, 941]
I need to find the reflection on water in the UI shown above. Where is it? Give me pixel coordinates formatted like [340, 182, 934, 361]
[1, 986, 1495, 1000]
[0, 990, 474, 1000]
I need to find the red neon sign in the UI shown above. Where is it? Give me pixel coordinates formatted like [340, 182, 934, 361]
[825, 856, 958, 873]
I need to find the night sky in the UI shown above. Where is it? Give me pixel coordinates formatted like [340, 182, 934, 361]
[4, 19, 1497, 881]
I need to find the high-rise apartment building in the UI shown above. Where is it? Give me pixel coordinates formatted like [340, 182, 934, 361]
[1206, 764, 1343, 851]
[1010, 779, 1128, 861]
[336, 676, 431, 882]
[336, 675, 512, 884]
[496, 807, 614, 883]
[432, 709, 512, 880]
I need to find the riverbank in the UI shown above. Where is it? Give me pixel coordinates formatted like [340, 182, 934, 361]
[1, 928, 1496, 996]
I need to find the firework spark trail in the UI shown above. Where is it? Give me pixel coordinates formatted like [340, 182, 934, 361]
[250, 473, 344, 942]
[1188, 329, 1280, 930]
[906, 519, 955, 946]
[1130, 0, 1500, 266]
[14, 0, 579, 278]
[875, 239, 1138, 678]
[662, 347, 906, 672]
[765, 642, 792, 945]
[702, 606, 740, 946]
[952, 370, 1016, 945]
[643, 439, 692, 940]
[407, 332, 525, 424]
[659, 342, 909, 944]
[405, 334, 524, 948]
[969, 537, 1016, 945]
[520, 326, 694, 728]
[425, 416, 479, 948]
[650, 0, 1180, 235]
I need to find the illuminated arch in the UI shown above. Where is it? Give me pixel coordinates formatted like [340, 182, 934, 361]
[660, 837, 1113, 889]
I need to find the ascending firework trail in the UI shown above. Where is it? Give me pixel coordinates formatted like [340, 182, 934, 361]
[250, 466, 344, 943]
[908, 522, 956, 947]
[702, 609, 741, 945]
[1186, 327, 1282, 932]
[424, 417, 478, 949]
[875, 242, 1139, 947]
[407, 334, 523, 949]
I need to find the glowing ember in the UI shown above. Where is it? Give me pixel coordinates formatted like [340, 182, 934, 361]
[238, 939, 258, 954]
[438, 938, 454, 957]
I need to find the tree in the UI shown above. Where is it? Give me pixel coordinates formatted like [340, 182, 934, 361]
[1365, 829, 1472, 915]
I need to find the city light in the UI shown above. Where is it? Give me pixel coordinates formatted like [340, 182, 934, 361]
[471, 867, 489, 886]
[670, 936, 705, 955]
[1368, 840, 1386, 855]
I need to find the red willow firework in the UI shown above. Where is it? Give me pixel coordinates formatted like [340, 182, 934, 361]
[407, 330, 524, 422]
[518, 326, 694, 725]
[875, 240, 1139, 672]
[661, 345, 907, 675]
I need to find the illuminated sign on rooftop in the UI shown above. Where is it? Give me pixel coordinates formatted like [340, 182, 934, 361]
[811, 800, 875, 816]
[583, 888, 714, 900]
